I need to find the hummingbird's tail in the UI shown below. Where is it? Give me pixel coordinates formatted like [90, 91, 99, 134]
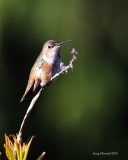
[20, 95, 25, 102]
[20, 79, 41, 102]
[20, 91, 28, 102]
[20, 79, 34, 102]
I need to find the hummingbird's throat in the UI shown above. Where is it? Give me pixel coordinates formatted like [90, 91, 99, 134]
[43, 51, 60, 64]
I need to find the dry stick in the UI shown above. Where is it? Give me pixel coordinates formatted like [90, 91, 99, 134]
[17, 48, 78, 142]
[17, 88, 42, 142]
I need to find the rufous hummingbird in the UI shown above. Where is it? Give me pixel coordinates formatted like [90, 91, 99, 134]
[20, 40, 71, 102]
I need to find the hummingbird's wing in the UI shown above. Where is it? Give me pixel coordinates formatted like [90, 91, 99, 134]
[20, 56, 45, 102]
[20, 67, 42, 102]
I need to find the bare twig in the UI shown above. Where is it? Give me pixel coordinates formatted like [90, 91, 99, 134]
[17, 88, 42, 142]
[17, 48, 78, 142]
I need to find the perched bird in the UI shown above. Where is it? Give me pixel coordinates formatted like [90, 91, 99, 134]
[20, 40, 71, 102]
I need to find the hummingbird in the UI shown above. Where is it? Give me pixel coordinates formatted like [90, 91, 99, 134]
[20, 40, 71, 102]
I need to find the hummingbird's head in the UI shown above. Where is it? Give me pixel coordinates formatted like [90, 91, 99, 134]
[42, 40, 71, 64]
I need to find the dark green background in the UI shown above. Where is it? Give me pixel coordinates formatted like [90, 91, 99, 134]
[0, 0, 128, 159]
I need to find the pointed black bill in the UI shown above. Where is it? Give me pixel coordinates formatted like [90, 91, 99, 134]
[59, 40, 71, 45]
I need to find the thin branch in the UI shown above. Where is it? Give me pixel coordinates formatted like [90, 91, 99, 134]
[17, 48, 78, 142]
[17, 88, 42, 142]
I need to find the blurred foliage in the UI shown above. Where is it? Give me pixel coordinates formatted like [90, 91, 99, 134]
[0, 0, 128, 159]
[4, 134, 34, 160]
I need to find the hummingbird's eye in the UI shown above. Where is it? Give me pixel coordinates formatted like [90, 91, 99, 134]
[48, 45, 52, 49]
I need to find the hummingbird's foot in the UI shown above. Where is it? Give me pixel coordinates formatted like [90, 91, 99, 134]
[60, 62, 66, 73]
[40, 81, 47, 87]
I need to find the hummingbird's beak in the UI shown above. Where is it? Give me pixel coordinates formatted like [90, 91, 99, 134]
[58, 40, 71, 45]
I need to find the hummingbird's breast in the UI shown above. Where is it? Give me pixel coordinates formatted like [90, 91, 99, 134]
[33, 56, 61, 86]
[40, 62, 53, 83]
